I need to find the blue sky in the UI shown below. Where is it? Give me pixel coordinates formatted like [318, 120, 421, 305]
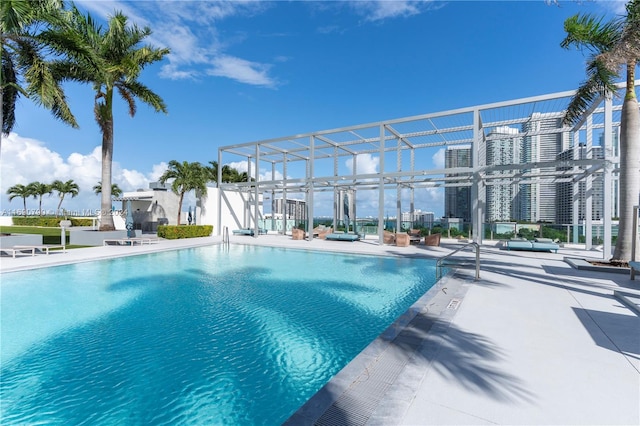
[1, 0, 627, 218]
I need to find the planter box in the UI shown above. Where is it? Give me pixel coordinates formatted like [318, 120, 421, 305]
[0, 234, 43, 248]
[70, 230, 127, 246]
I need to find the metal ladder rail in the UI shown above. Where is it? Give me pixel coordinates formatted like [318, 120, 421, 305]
[222, 226, 230, 246]
[436, 242, 480, 280]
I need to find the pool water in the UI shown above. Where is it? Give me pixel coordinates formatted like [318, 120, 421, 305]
[1, 245, 439, 425]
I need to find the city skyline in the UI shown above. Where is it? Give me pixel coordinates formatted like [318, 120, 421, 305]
[0, 0, 626, 218]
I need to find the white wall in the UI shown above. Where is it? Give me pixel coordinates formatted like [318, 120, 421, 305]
[199, 187, 263, 235]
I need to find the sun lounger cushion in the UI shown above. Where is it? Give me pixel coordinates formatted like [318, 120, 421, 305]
[325, 233, 360, 242]
[506, 239, 559, 253]
[232, 229, 254, 236]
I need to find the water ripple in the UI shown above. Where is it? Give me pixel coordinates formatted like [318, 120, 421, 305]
[0, 245, 437, 425]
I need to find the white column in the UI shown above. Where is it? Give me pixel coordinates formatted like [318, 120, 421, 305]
[585, 116, 593, 249]
[603, 96, 613, 259]
[378, 124, 386, 244]
[307, 136, 315, 240]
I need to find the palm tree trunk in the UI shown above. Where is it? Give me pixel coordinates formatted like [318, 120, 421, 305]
[39, 196, 43, 216]
[99, 118, 116, 231]
[57, 195, 64, 217]
[177, 192, 184, 225]
[23, 197, 27, 217]
[612, 62, 640, 261]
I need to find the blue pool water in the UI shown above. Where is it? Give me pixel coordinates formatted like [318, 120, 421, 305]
[1, 245, 439, 425]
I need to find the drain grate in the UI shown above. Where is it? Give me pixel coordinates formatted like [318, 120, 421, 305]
[447, 298, 461, 310]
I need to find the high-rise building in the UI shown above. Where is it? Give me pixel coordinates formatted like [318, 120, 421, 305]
[401, 209, 435, 227]
[444, 147, 472, 222]
[556, 145, 606, 224]
[485, 126, 522, 222]
[517, 113, 571, 222]
[274, 198, 307, 221]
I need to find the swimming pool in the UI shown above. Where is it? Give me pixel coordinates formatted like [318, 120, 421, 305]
[1, 245, 439, 425]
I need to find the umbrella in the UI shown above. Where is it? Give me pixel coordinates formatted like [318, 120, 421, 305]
[343, 192, 350, 233]
[126, 200, 135, 238]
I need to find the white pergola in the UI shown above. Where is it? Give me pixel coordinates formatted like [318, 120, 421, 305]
[218, 80, 638, 255]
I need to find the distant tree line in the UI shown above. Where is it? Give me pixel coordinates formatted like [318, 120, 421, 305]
[5, 160, 247, 222]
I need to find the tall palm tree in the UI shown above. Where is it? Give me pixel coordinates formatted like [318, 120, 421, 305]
[27, 181, 52, 216]
[54, 6, 169, 230]
[561, 0, 640, 262]
[7, 183, 32, 216]
[159, 161, 208, 225]
[51, 179, 79, 216]
[93, 181, 123, 198]
[1, 0, 89, 137]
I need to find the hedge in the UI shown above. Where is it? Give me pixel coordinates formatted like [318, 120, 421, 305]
[157, 225, 213, 239]
[12, 217, 94, 227]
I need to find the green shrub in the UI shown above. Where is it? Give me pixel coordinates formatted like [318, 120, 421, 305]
[157, 225, 213, 239]
[70, 218, 94, 226]
[11, 216, 94, 227]
[13, 217, 59, 227]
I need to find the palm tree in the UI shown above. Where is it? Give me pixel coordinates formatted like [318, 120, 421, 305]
[27, 181, 52, 216]
[93, 181, 123, 199]
[53, 6, 169, 231]
[51, 179, 79, 216]
[1, 0, 89, 136]
[206, 161, 252, 185]
[561, 0, 640, 262]
[7, 183, 32, 216]
[159, 161, 208, 225]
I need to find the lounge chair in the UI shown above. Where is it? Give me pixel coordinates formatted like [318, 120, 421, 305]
[232, 229, 254, 236]
[424, 233, 441, 247]
[395, 233, 410, 247]
[292, 228, 306, 240]
[232, 228, 268, 236]
[312, 226, 333, 239]
[506, 238, 559, 253]
[383, 231, 396, 245]
[103, 238, 146, 246]
[12, 244, 66, 254]
[0, 246, 36, 258]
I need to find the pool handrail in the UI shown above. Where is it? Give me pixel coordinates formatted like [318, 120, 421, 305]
[436, 241, 480, 281]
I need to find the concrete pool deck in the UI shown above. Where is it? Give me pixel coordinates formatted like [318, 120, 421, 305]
[1, 235, 639, 424]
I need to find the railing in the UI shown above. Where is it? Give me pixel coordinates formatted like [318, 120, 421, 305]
[222, 226, 230, 246]
[436, 242, 480, 280]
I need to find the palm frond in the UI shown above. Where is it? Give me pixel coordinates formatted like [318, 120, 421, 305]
[1, 46, 21, 134]
[561, 13, 622, 53]
[120, 80, 167, 113]
[564, 56, 618, 125]
[116, 86, 137, 116]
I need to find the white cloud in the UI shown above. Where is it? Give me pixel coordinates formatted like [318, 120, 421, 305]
[1, 133, 164, 216]
[77, 0, 277, 87]
[346, 153, 379, 174]
[207, 55, 276, 88]
[432, 148, 445, 169]
[350, 1, 433, 22]
[595, 0, 628, 14]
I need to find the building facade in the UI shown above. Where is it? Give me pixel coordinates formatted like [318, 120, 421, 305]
[444, 147, 472, 223]
[485, 126, 522, 222]
[517, 112, 571, 222]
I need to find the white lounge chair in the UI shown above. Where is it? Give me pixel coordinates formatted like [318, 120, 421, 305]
[12, 244, 66, 255]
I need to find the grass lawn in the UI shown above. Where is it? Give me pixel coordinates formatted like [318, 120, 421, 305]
[1, 226, 69, 245]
